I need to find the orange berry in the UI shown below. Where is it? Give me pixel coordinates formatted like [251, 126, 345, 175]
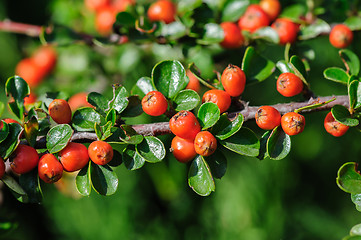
[276, 72, 303, 97]
[48, 99, 72, 124]
[68, 92, 93, 112]
[238, 4, 270, 33]
[271, 18, 299, 45]
[84, 0, 110, 12]
[186, 70, 201, 93]
[194, 131, 217, 157]
[255, 106, 281, 130]
[59, 142, 89, 172]
[24, 93, 37, 106]
[220, 22, 244, 49]
[169, 110, 201, 140]
[31, 46, 57, 76]
[88, 140, 114, 165]
[147, 0, 176, 24]
[324, 111, 349, 137]
[202, 89, 231, 113]
[171, 136, 197, 163]
[329, 24, 353, 48]
[221, 64, 246, 97]
[112, 0, 135, 12]
[259, 0, 281, 21]
[281, 112, 305, 136]
[10, 145, 39, 174]
[38, 154, 64, 183]
[95, 6, 116, 35]
[141, 91, 168, 116]
[15, 58, 44, 88]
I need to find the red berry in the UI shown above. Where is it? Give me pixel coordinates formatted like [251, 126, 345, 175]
[202, 89, 231, 113]
[112, 0, 135, 12]
[141, 91, 168, 116]
[271, 18, 299, 45]
[31, 46, 57, 76]
[255, 106, 281, 130]
[281, 112, 305, 136]
[24, 93, 37, 106]
[194, 131, 217, 157]
[276, 72, 303, 97]
[59, 142, 90, 172]
[0, 158, 5, 179]
[88, 140, 114, 165]
[186, 70, 201, 93]
[259, 0, 281, 21]
[38, 154, 64, 183]
[10, 145, 39, 174]
[220, 22, 244, 49]
[324, 111, 349, 137]
[84, 0, 110, 12]
[329, 24, 353, 48]
[48, 99, 72, 124]
[169, 111, 201, 140]
[221, 64, 246, 97]
[171, 136, 197, 163]
[68, 92, 93, 112]
[147, 0, 176, 24]
[95, 6, 116, 35]
[238, 4, 270, 33]
[15, 58, 45, 88]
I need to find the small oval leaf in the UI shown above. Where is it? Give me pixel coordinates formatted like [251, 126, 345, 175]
[198, 102, 220, 129]
[213, 113, 244, 140]
[19, 169, 43, 203]
[337, 162, 361, 194]
[323, 67, 349, 84]
[205, 151, 227, 179]
[0, 121, 10, 143]
[87, 92, 109, 116]
[109, 85, 129, 114]
[46, 124, 73, 153]
[90, 162, 118, 196]
[72, 107, 104, 131]
[188, 155, 215, 196]
[173, 89, 200, 111]
[123, 146, 145, 170]
[266, 126, 291, 160]
[340, 49, 360, 76]
[0, 123, 23, 159]
[136, 136, 165, 163]
[331, 105, 359, 127]
[76, 163, 91, 196]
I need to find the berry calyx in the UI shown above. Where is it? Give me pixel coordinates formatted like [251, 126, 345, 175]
[271, 18, 299, 45]
[221, 64, 246, 97]
[202, 89, 231, 113]
[220, 22, 244, 49]
[88, 140, 114, 165]
[194, 131, 217, 157]
[255, 106, 281, 130]
[259, 0, 281, 21]
[281, 112, 305, 136]
[276, 72, 304, 97]
[238, 4, 270, 33]
[48, 99, 72, 124]
[9, 145, 39, 174]
[169, 110, 201, 140]
[171, 136, 197, 163]
[0, 158, 5, 179]
[329, 24, 353, 48]
[38, 154, 64, 183]
[147, 0, 176, 24]
[141, 91, 168, 116]
[59, 142, 90, 172]
[324, 111, 349, 137]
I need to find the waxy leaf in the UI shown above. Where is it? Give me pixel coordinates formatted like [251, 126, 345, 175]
[5, 76, 29, 119]
[280, 4, 306, 22]
[351, 194, 361, 212]
[331, 105, 359, 127]
[348, 80, 361, 110]
[123, 146, 145, 170]
[324, 67, 349, 84]
[290, 55, 307, 83]
[198, 102, 220, 129]
[252, 27, 279, 44]
[258, 131, 272, 160]
[345, 16, 361, 31]
[350, 223, 361, 236]
[109, 86, 129, 114]
[157, 21, 187, 40]
[0, 121, 9, 143]
[19, 169, 43, 203]
[213, 113, 244, 140]
[87, 92, 109, 116]
[299, 18, 331, 40]
[276, 60, 294, 74]
[242, 46, 275, 85]
[220, 127, 260, 157]
[46, 124, 73, 153]
[337, 162, 361, 194]
[0, 123, 23, 159]
[121, 96, 143, 118]
[152, 60, 188, 99]
[188, 155, 215, 196]
[1, 174, 27, 202]
[267, 126, 291, 160]
[0, 102, 4, 117]
[105, 108, 117, 125]
[340, 49, 360, 76]
[95, 122, 113, 141]
[76, 163, 91, 196]
[136, 136, 165, 163]
[173, 89, 200, 111]
[90, 163, 118, 196]
[221, 0, 249, 22]
[131, 77, 155, 98]
[206, 151, 227, 179]
[24, 116, 39, 147]
[72, 107, 104, 131]
[117, 125, 143, 144]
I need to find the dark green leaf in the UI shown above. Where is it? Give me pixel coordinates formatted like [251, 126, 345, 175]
[220, 127, 260, 157]
[46, 124, 73, 153]
[152, 60, 188, 98]
[90, 163, 118, 196]
[118, 125, 144, 144]
[40, 24, 83, 45]
[115, 11, 136, 27]
[123, 146, 145, 170]
[188, 155, 215, 196]
[242, 46, 275, 85]
[280, 4, 306, 22]
[76, 163, 91, 196]
[157, 21, 187, 40]
[87, 92, 109, 116]
[222, 0, 249, 22]
[1, 174, 27, 202]
[345, 16, 361, 31]
[121, 96, 143, 118]
[8, 102, 23, 120]
[19, 169, 42, 203]
[131, 77, 156, 99]
[197, 102, 220, 129]
[252, 27, 280, 44]
[213, 113, 244, 140]
[5, 76, 30, 104]
[331, 105, 359, 127]
[336, 162, 361, 194]
[324, 67, 349, 84]
[24, 116, 39, 147]
[0, 121, 9, 144]
[72, 107, 104, 131]
[290, 55, 307, 82]
[340, 49, 360, 76]
[348, 80, 361, 110]
[206, 150, 227, 179]
[0, 123, 23, 159]
[258, 131, 272, 160]
[109, 85, 129, 114]
[299, 18, 331, 40]
[136, 136, 165, 163]
[105, 109, 117, 125]
[267, 126, 291, 160]
[173, 89, 200, 111]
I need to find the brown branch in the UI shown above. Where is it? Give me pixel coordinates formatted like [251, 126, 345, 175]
[0, 20, 44, 37]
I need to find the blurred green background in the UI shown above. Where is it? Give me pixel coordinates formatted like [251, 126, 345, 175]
[0, 0, 361, 239]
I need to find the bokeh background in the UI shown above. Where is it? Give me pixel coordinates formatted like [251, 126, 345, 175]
[0, 0, 361, 239]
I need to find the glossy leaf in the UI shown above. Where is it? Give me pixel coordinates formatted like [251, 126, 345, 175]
[331, 105, 359, 127]
[276, 60, 293, 74]
[19, 169, 42, 203]
[157, 21, 187, 40]
[220, 127, 260, 157]
[131, 77, 156, 99]
[213, 113, 244, 140]
[24, 116, 39, 147]
[252, 27, 280, 44]
[258, 131, 272, 160]
[46, 124, 73, 153]
[242, 46, 275, 85]
[72, 107, 104, 131]
[348, 80, 361, 110]
[206, 151, 227, 179]
[87, 92, 109, 116]
[121, 96, 143, 118]
[323, 67, 349, 84]
[95, 121, 113, 141]
[109, 86, 129, 114]
[340, 49, 360, 76]
[290, 55, 307, 83]
[5, 75, 30, 104]
[337, 162, 361, 194]
[345, 16, 361, 31]
[0, 123, 23, 159]
[0, 121, 9, 144]
[173, 89, 200, 111]
[152, 60, 188, 99]
[221, 0, 249, 22]
[76, 163, 91, 196]
[198, 102, 220, 129]
[117, 125, 144, 145]
[351, 194, 361, 212]
[350, 223, 361, 236]
[90, 163, 118, 196]
[267, 126, 291, 160]
[123, 146, 145, 170]
[136, 136, 165, 163]
[280, 4, 306, 22]
[299, 18, 331, 40]
[105, 108, 117, 125]
[188, 155, 215, 196]
[0, 102, 4, 117]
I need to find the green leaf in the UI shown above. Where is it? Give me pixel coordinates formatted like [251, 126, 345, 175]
[220, 127, 260, 157]
[213, 113, 244, 140]
[46, 124, 73, 153]
[115, 11, 136, 28]
[90, 162, 118, 196]
[72, 107, 104, 131]
[5, 76, 30, 119]
[0, 123, 23, 159]
[0, 121, 9, 144]
[105, 108, 117, 125]
[345, 16, 361, 31]
[280, 4, 306, 22]
[0, 102, 4, 117]
[323, 67, 349, 84]
[95, 122, 113, 141]
[350, 223, 361, 236]
[1, 174, 27, 202]
[188, 155, 215, 196]
[242, 46, 275, 85]
[197, 102, 220, 129]
[276, 60, 294, 74]
[348, 80, 361, 110]
[157, 21, 187, 40]
[294, 97, 336, 113]
[117, 125, 144, 144]
[76, 163, 91, 196]
[8, 102, 22, 120]
[40, 24, 83, 45]
[131, 77, 156, 99]
[336, 162, 361, 194]
[206, 150, 227, 179]
[258, 131, 272, 160]
[24, 116, 39, 147]
[19, 169, 42, 203]
[152, 60, 188, 99]
[331, 105, 359, 127]
[173, 89, 200, 111]
[252, 27, 280, 44]
[123, 146, 145, 170]
[197, 23, 224, 45]
[299, 18, 331, 40]
[121, 96, 143, 118]
[340, 49, 360, 76]
[266, 126, 291, 160]
[289, 55, 307, 83]
[221, 0, 249, 22]
[87, 92, 109, 116]
[351, 194, 361, 212]
[109, 86, 129, 114]
[136, 136, 165, 163]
